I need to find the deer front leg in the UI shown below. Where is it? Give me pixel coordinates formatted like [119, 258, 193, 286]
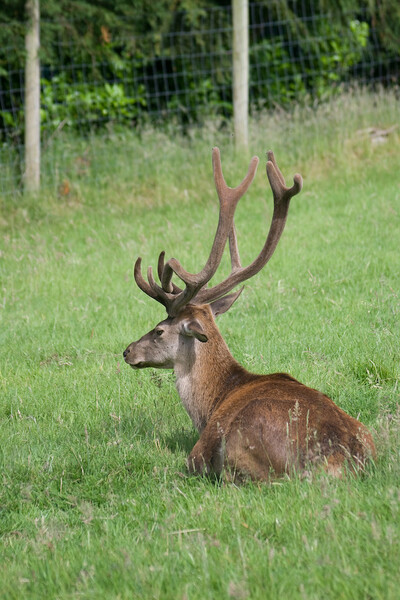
[187, 423, 225, 476]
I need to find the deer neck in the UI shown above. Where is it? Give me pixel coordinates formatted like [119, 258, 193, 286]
[174, 326, 246, 433]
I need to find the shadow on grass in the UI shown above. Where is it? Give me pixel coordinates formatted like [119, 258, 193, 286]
[161, 428, 199, 455]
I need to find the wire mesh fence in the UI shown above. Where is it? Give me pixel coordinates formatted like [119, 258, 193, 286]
[0, 2, 399, 196]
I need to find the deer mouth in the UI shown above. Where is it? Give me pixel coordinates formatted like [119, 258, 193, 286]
[128, 361, 144, 369]
[123, 349, 148, 369]
[128, 360, 152, 369]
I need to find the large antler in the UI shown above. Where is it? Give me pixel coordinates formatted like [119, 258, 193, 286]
[134, 148, 302, 316]
[134, 147, 259, 317]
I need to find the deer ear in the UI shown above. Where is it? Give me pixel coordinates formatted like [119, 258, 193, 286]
[210, 288, 243, 317]
[181, 320, 208, 342]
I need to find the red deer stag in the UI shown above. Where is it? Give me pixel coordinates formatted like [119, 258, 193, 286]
[123, 148, 375, 480]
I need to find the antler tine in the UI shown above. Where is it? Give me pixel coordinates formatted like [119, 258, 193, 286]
[158, 251, 182, 294]
[266, 150, 302, 202]
[228, 222, 242, 271]
[213, 147, 259, 206]
[134, 257, 181, 314]
[134, 257, 159, 301]
[266, 150, 285, 187]
[195, 152, 303, 304]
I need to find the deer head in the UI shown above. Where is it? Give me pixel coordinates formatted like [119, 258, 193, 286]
[123, 147, 303, 371]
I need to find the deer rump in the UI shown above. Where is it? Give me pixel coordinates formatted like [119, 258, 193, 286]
[123, 148, 376, 481]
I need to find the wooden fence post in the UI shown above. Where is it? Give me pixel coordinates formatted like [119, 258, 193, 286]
[24, 0, 40, 193]
[232, 0, 249, 150]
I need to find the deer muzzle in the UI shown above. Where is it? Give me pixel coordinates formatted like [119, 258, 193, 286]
[123, 343, 143, 368]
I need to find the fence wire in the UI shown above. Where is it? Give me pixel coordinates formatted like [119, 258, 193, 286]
[0, 2, 399, 196]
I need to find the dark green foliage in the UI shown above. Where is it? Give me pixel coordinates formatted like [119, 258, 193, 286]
[0, 0, 399, 143]
[249, 4, 371, 108]
[40, 74, 147, 132]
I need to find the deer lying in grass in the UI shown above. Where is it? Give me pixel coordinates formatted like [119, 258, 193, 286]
[123, 148, 375, 480]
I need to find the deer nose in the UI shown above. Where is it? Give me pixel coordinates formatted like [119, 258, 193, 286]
[123, 348, 130, 358]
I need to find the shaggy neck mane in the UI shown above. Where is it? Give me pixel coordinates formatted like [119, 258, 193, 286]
[174, 319, 251, 432]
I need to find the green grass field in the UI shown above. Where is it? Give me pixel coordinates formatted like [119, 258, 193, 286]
[1, 89, 399, 599]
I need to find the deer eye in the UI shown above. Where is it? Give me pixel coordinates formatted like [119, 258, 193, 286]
[155, 328, 164, 337]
